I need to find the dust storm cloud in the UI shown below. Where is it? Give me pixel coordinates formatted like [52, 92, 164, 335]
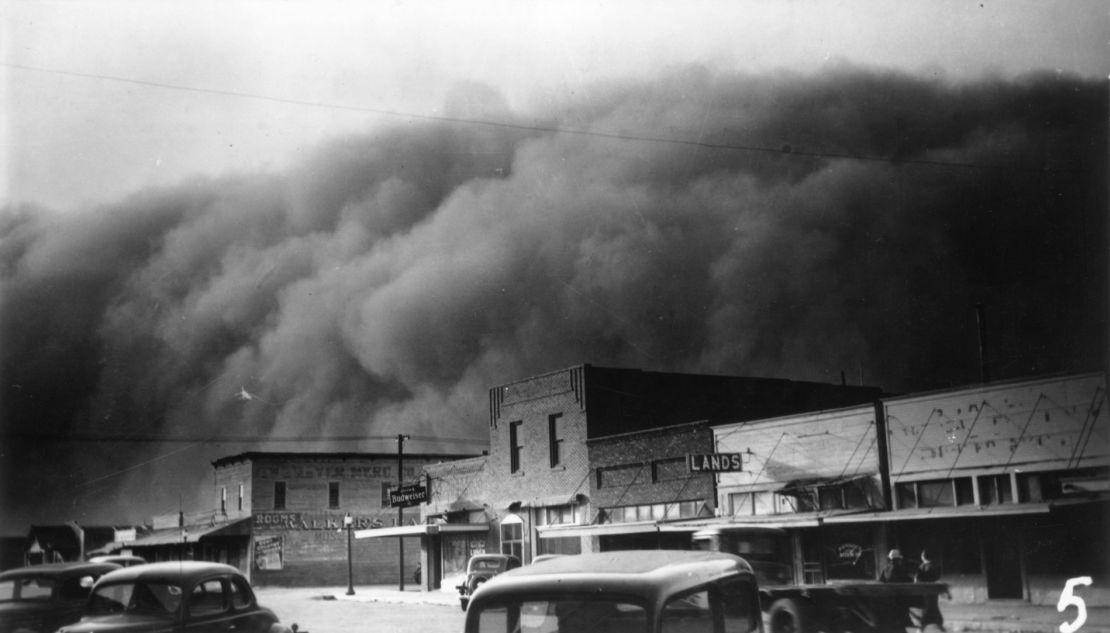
[1, 66, 1105, 527]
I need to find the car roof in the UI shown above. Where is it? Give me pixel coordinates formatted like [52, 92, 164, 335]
[470, 550, 754, 609]
[0, 562, 121, 580]
[95, 561, 243, 585]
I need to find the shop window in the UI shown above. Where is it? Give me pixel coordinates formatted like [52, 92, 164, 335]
[328, 482, 340, 509]
[894, 482, 916, 509]
[1018, 472, 1044, 502]
[548, 413, 564, 467]
[543, 505, 577, 526]
[500, 516, 523, 560]
[730, 492, 753, 516]
[380, 482, 393, 508]
[954, 477, 975, 505]
[753, 492, 776, 514]
[273, 482, 286, 510]
[818, 488, 844, 510]
[979, 474, 1013, 504]
[538, 535, 582, 556]
[509, 421, 523, 474]
[917, 480, 954, 508]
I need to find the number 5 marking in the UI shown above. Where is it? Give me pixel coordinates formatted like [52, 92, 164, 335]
[1057, 576, 1093, 633]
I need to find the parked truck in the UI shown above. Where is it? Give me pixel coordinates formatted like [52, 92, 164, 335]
[692, 525, 947, 633]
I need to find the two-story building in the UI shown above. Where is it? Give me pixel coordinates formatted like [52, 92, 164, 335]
[418, 364, 885, 588]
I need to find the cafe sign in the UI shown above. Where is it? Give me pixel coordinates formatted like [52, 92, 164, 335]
[687, 453, 744, 472]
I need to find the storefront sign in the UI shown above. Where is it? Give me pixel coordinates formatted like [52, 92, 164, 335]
[388, 483, 428, 507]
[837, 543, 863, 563]
[687, 453, 744, 472]
[254, 535, 283, 570]
[254, 512, 383, 530]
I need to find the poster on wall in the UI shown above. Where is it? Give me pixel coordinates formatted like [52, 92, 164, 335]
[254, 535, 283, 571]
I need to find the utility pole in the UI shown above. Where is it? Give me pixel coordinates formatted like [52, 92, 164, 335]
[397, 433, 410, 591]
[344, 513, 355, 595]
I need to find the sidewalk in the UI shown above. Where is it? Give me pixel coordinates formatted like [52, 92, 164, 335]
[261, 585, 1110, 633]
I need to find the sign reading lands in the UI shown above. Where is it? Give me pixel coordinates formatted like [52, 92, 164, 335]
[389, 483, 428, 507]
[687, 453, 744, 473]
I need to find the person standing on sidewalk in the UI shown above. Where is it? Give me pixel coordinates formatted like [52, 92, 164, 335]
[914, 549, 946, 633]
[879, 549, 913, 583]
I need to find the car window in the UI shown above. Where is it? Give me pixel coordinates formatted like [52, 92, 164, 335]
[475, 599, 646, 633]
[229, 576, 252, 609]
[16, 577, 54, 601]
[661, 578, 760, 633]
[662, 590, 713, 633]
[189, 578, 227, 616]
[91, 581, 182, 616]
[58, 577, 90, 601]
[0, 579, 14, 601]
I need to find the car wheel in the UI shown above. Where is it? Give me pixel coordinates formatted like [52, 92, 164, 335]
[768, 597, 813, 633]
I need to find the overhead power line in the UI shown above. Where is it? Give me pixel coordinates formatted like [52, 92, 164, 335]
[2, 61, 1067, 174]
[3, 430, 489, 445]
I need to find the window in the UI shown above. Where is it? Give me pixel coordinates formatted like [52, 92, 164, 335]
[548, 413, 564, 467]
[500, 515, 523, 559]
[238, 484, 243, 511]
[917, 480, 954, 508]
[328, 482, 340, 509]
[220, 487, 227, 513]
[380, 482, 393, 508]
[662, 578, 760, 633]
[188, 579, 226, 616]
[979, 474, 1013, 504]
[510, 421, 523, 474]
[273, 482, 286, 510]
[542, 505, 577, 526]
[229, 577, 252, 609]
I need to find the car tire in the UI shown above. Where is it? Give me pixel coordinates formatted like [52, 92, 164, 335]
[768, 597, 814, 633]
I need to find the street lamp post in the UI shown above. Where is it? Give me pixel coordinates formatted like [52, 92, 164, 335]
[344, 513, 355, 596]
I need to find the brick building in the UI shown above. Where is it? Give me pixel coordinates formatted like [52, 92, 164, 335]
[419, 364, 884, 589]
[538, 421, 717, 551]
[204, 451, 473, 586]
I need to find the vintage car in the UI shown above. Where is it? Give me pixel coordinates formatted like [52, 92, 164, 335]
[463, 550, 762, 633]
[57, 561, 296, 633]
[458, 554, 522, 611]
[0, 561, 121, 633]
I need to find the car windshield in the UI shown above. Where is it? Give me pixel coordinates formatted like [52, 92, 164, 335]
[89, 581, 183, 616]
[473, 598, 647, 633]
[0, 576, 55, 601]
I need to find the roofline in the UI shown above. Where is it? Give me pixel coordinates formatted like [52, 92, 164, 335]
[212, 451, 480, 468]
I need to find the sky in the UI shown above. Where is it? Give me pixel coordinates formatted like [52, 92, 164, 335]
[0, 1, 1107, 534]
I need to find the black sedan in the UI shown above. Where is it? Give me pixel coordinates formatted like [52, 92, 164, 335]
[0, 561, 121, 633]
[57, 561, 296, 633]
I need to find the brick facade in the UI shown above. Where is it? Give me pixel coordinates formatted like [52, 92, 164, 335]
[213, 452, 472, 587]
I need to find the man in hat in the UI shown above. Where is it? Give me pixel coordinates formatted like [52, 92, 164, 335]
[878, 548, 914, 583]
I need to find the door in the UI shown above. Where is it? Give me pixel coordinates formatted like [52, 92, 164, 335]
[983, 522, 1023, 599]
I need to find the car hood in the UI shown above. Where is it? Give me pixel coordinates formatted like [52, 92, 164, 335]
[60, 613, 176, 633]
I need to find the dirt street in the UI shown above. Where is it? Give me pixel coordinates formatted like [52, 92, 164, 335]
[256, 587, 464, 633]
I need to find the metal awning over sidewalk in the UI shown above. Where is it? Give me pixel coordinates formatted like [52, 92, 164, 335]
[355, 523, 489, 539]
[130, 518, 251, 547]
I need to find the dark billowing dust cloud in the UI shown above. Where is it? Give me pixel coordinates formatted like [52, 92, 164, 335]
[1, 65, 1106, 530]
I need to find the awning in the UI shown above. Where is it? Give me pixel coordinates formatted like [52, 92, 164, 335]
[824, 503, 1053, 523]
[425, 500, 485, 517]
[354, 523, 489, 539]
[130, 518, 251, 548]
